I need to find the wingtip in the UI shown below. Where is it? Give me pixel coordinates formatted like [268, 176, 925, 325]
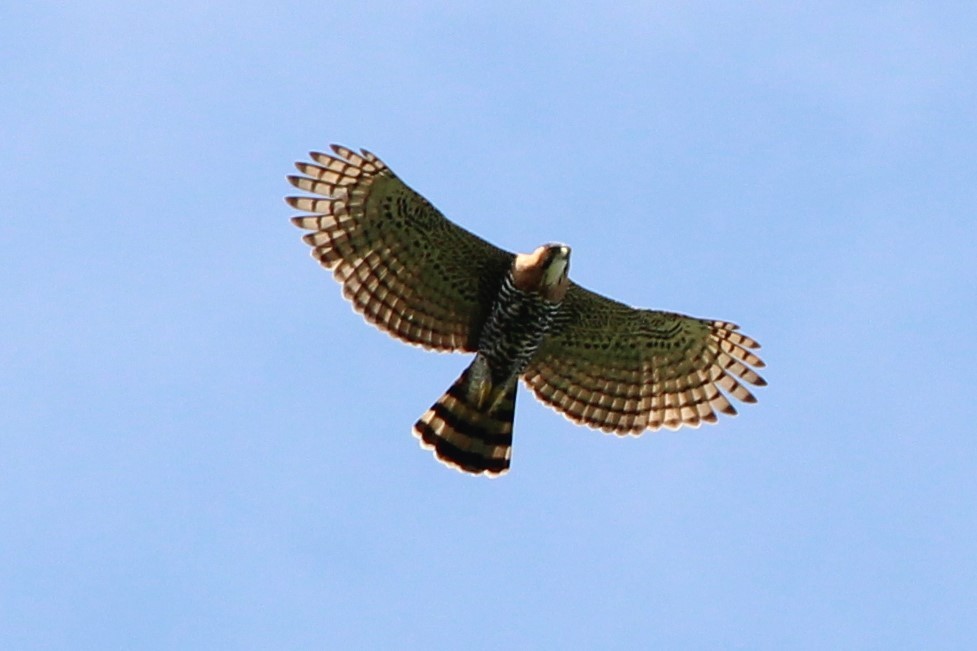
[284, 195, 304, 209]
[330, 143, 354, 159]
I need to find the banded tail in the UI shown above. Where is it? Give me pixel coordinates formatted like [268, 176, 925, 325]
[412, 364, 517, 476]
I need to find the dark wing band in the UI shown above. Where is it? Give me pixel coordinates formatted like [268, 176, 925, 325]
[523, 282, 766, 433]
[287, 145, 514, 352]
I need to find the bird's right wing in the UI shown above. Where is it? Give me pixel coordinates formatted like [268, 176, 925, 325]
[523, 282, 766, 433]
[287, 145, 514, 352]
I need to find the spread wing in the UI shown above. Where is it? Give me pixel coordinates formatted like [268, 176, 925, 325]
[523, 282, 766, 433]
[286, 145, 514, 352]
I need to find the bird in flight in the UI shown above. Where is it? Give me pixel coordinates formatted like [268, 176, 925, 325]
[286, 145, 765, 476]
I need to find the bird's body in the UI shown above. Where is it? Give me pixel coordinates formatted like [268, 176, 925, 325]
[414, 244, 569, 474]
[287, 145, 766, 476]
[475, 245, 570, 392]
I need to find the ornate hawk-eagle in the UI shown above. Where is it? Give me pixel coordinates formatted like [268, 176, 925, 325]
[286, 145, 765, 476]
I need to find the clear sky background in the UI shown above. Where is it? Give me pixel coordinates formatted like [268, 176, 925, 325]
[3, 2, 976, 649]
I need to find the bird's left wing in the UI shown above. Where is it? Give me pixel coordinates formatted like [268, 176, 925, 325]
[287, 145, 514, 352]
[523, 282, 766, 433]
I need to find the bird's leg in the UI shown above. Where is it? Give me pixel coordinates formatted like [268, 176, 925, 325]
[465, 354, 515, 415]
[466, 354, 494, 411]
[487, 379, 518, 413]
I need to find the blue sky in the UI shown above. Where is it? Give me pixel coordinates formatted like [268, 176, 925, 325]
[3, 2, 976, 649]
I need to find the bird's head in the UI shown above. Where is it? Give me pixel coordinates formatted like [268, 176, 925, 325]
[513, 243, 571, 301]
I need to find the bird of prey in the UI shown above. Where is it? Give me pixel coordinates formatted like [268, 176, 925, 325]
[286, 145, 765, 476]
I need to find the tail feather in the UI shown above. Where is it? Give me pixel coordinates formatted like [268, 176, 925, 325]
[413, 365, 517, 476]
